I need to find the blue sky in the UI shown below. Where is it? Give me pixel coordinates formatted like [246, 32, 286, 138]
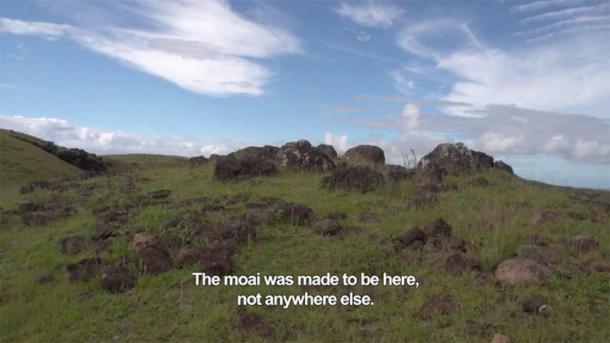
[0, 0, 609, 189]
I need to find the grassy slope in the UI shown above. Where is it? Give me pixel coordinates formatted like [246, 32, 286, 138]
[103, 154, 188, 173]
[0, 163, 608, 342]
[0, 130, 81, 192]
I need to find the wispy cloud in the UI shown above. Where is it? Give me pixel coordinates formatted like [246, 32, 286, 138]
[335, 1, 404, 28]
[510, 0, 587, 14]
[520, 2, 609, 24]
[0, 0, 300, 96]
[0, 115, 248, 157]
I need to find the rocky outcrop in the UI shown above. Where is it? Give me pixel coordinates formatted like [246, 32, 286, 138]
[343, 145, 385, 165]
[316, 144, 338, 159]
[321, 164, 384, 193]
[417, 143, 495, 177]
[277, 140, 335, 172]
[231, 145, 280, 161]
[214, 156, 277, 182]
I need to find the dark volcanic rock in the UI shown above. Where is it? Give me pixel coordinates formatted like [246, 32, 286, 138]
[35, 271, 55, 285]
[137, 246, 172, 275]
[423, 218, 452, 237]
[58, 235, 87, 255]
[495, 258, 553, 286]
[220, 218, 257, 242]
[148, 189, 171, 199]
[386, 164, 415, 182]
[321, 164, 384, 193]
[445, 253, 481, 275]
[417, 142, 497, 177]
[313, 218, 342, 236]
[188, 155, 208, 166]
[20, 180, 51, 194]
[393, 227, 427, 250]
[199, 244, 235, 275]
[343, 145, 385, 165]
[316, 144, 338, 159]
[100, 265, 135, 293]
[521, 297, 547, 314]
[280, 203, 314, 226]
[568, 235, 599, 253]
[494, 160, 514, 174]
[214, 156, 277, 182]
[516, 245, 564, 265]
[231, 145, 280, 161]
[277, 140, 335, 172]
[175, 249, 203, 268]
[67, 257, 105, 282]
[418, 295, 457, 320]
[529, 210, 559, 226]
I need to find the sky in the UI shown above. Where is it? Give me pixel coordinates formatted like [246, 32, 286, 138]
[0, 0, 609, 189]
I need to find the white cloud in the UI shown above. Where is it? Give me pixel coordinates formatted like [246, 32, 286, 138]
[520, 3, 610, 24]
[0, 0, 300, 96]
[356, 31, 371, 42]
[324, 132, 349, 153]
[335, 1, 404, 28]
[511, 0, 587, 14]
[402, 103, 420, 129]
[0, 115, 247, 157]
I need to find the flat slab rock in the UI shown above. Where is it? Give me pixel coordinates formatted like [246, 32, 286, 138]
[495, 258, 553, 286]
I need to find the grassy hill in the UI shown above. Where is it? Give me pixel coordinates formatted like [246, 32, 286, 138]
[0, 130, 81, 191]
[0, 148, 608, 342]
[103, 154, 188, 173]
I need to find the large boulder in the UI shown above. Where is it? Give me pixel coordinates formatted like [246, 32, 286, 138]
[100, 265, 135, 293]
[231, 145, 280, 161]
[321, 164, 384, 193]
[417, 143, 497, 176]
[343, 145, 385, 165]
[214, 156, 277, 182]
[386, 165, 415, 182]
[277, 140, 335, 172]
[316, 144, 338, 159]
[495, 258, 553, 286]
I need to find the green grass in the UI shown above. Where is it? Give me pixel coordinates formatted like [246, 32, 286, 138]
[0, 130, 81, 192]
[103, 154, 188, 173]
[0, 163, 608, 342]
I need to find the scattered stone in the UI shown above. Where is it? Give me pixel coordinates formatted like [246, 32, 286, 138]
[313, 218, 342, 236]
[335, 226, 363, 239]
[529, 210, 559, 226]
[199, 244, 235, 275]
[188, 156, 208, 166]
[58, 235, 87, 255]
[20, 180, 51, 194]
[148, 189, 171, 199]
[343, 145, 385, 165]
[516, 245, 564, 265]
[316, 144, 338, 159]
[465, 320, 495, 338]
[321, 164, 384, 193]
[280, 203, 313, 226]
[67, 257, 105, 282]
[417, 142, 496, 177]
[101, 265, 135, 293]
[418, 295, 457, 320]
[35, 271, 54, 284]
[220, 218, 256, 242]
[132, 232, 155, 253]
[234, 312, 275, 338]
[588, 261, 610, 273]
[423, 218, 452, 237]
[358, 213, 380, 223]
[520, 296, 547, 314]
[494, 161, 514, 174]
[569, 235, 599, 253]
[386, 165, 415, 182]
[277, 140, 335, 172]
[214, 156, 277, 182]
[231, 145, 279, 161]
[393, 227, 427, 250]
[491, 333, 511, 343]
[137, 246, 172, 275]
[245, 208, 274, 225]
[175, 249, 202, 268]
[445, 253, 481, 275]
[96, 206, 129, 224]
[495, 258, 553, 286]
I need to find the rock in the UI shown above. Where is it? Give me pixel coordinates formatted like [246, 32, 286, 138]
[386, 165, 415, 182]
[520, 296, 547, 314]
[494, 161, 514, 174]
[188, 156, 208, 166]
[220, 218, 256, 242]
[148, 189, 171, 199]
[529, 210, 559, 226]
[313, 218, 342, 236]
[175, 249, 202, 268]
[417, 142, 496, 177]
[516, 245, 564, 265]
[491, 333, 511, 343]
[393, 227, 427, 250]
[199, 244, 235, 275]
[245, 208, 274, 225]
[35, 271, 54, 284]
[495, 258, 553, 286]
[588, 261, 610, 273]
[423, 218, 452, 237]
[214, 155, 277, 182]
[316, 144, 337, 159]
[137, 246, 172, 275]
[277, 140, 335, 172]
[231, 145, 279, 161]
[321, 164, 384, 193]
[132, 232, 155, 253]
[418, 295, 457, 320]
[101, 265, 135, 293]
[234, 312, 275, 338]
[67, 257, 105, 282]
[20, 180, 51, 194]
[58, 235, 87, 255]
[358, 213, 380, 223]
[569, 235, 599, 253]
[445, 253, 481, 275]
[343, 145, 385, 165]
[280, 203, 313, 226]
